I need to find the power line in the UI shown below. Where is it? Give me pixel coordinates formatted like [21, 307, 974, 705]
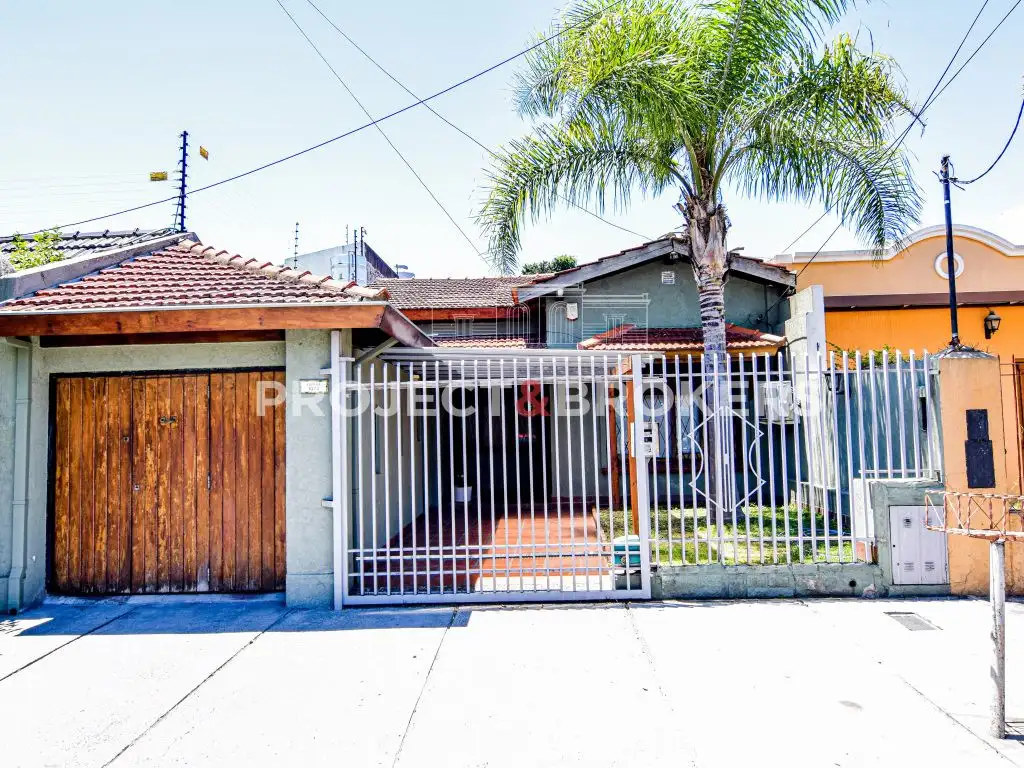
[23, 0, 627, 237]
[956, 95, 1024, 184]
[781, 0, 1008, 273]
[927, 0, 1022, 107]
[274, 0, 484, 259]
[304, 0, 651, 243]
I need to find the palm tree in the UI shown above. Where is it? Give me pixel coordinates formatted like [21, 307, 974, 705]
[478, 0, 921, 358]
[478, 0, 921, 521]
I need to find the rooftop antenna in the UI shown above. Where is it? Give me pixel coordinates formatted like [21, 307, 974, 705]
[294, 222, 300, 260]
[175, 130, 189, 232]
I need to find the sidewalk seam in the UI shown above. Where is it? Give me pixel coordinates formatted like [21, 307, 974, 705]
[102, 608, 294, 767]
[391, 606, 458, 768]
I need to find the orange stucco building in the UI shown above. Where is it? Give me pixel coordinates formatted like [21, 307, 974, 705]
[774, 224, 1024, 491]
[773, 225, 1024, 593]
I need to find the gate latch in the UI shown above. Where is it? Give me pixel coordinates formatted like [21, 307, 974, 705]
[158, 415, 178, 426]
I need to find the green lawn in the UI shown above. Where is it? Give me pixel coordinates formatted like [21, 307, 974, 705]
[597, 504, 858, 565]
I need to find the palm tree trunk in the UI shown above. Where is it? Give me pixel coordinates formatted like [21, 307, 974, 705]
[687, 199, 731, 534]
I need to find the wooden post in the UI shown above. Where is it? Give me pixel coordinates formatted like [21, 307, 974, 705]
[990, 538, 1006, 739]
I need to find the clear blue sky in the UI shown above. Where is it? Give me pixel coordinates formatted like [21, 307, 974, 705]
[1, 1, 1021, 276]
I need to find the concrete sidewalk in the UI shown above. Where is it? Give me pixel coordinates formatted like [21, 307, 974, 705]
[0, 596, 1021, 767]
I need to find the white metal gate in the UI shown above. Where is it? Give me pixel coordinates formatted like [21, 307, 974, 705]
[329, 342, 652, 605]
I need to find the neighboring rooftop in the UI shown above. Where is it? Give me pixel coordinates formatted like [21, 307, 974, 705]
[0, 239, 387, 312]
[371, 275, 545, 310]
[0, 228, 178, 261]
[578, 323, 785, 352]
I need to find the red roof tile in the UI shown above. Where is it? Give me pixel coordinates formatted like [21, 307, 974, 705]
[578, 324, 785, 351]
[0, 240, 388, 311]
[434, 336, 530, 348]
[370, 276, 544, 310]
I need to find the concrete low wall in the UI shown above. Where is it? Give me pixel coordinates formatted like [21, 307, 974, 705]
[651, 562, 885, 599]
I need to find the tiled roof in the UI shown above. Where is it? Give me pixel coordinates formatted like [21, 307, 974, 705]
[433, 336, 530, 348]
[370, 276, 545, 309]
[578, 324, 785, 351]
[0, 240, 388, 311]
[0, 228, 177, 261]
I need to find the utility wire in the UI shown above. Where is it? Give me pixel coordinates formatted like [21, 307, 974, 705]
[777, 0, 993, 259]
[782, 0, 1007, 279]
[304, 0, 651, 243]
[927, 0, 1022, 107]
[22, 0, 627, 237]
[274, 0, 484, 259]
[956, 95, 1024, 184]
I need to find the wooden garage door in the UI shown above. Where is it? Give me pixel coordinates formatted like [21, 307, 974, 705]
[50, 371, 285, 594]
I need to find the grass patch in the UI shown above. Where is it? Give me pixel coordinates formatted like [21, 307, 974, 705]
[598, 505, 856, 565]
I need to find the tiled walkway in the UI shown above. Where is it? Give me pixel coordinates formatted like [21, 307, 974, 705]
[354, 503, 615, 594]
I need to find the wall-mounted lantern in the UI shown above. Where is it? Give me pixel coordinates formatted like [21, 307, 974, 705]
[984, 310, 1002, 340]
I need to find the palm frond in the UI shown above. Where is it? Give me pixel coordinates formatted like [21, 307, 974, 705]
[477, 120, 675, 274]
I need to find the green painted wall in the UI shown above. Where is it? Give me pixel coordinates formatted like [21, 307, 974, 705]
[544, 260, 789, 347]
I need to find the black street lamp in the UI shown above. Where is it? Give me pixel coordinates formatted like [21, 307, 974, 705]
[984, 310, 1002, 340]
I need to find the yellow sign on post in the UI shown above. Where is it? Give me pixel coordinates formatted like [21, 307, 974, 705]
[199, 146, 209, 160]
[149, 171, 168, 181]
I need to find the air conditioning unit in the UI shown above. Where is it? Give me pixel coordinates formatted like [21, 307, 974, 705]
[758, 381, 797, 423]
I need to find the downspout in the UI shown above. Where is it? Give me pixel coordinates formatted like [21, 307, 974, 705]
[4, 337, 31, 612]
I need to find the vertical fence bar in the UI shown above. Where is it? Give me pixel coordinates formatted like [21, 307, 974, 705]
[896, 351, 908, 479]
[738, 353, 752, 564]
[855, 352, 867, 560]
[532, 357, 543, 591]
[827, 352, 841, 563]
[392, 366, 405, 594]
[459, 361, 470, 591]
[650, 361, 660, 568]
[588, 356, 602, 586]
[882, 349, 894, 478]
[498, 359, 510, 592]
[688, 354, 699, 564]
[473, 360, 484, 594]
[761, 352, 777, 564]
[701, 355, 714, 563]
[433, 362, 444, 593]
[382, 365, 394, 594]
[368, 364, 380, 594]
[603, 355, 616, 583]
[577, 357, 591, 591]
[616, 360, 631, 582]
[923, 352, 935, 477]
[446, 361, 457, 592]
[564, 356, 577, 591]
[672, 355, 684, 565]
[868, 353, 880, 481]
[421, 362, 430, 595]
[840, 352, 854, 563]
[486, 361, 497, 591]
[793, 354, 807, 563]
[750, 353, 765, 564]
[910, 351, 922, 477]
[356, 364, 367, 596]
[537, 357, 549, 590]
[512, 357, 524, 591]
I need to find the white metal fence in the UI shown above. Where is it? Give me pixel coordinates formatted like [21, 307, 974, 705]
[328, 340, 941, 605]
[637, 349, 942, 567]
[331, 348, 653, 604]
